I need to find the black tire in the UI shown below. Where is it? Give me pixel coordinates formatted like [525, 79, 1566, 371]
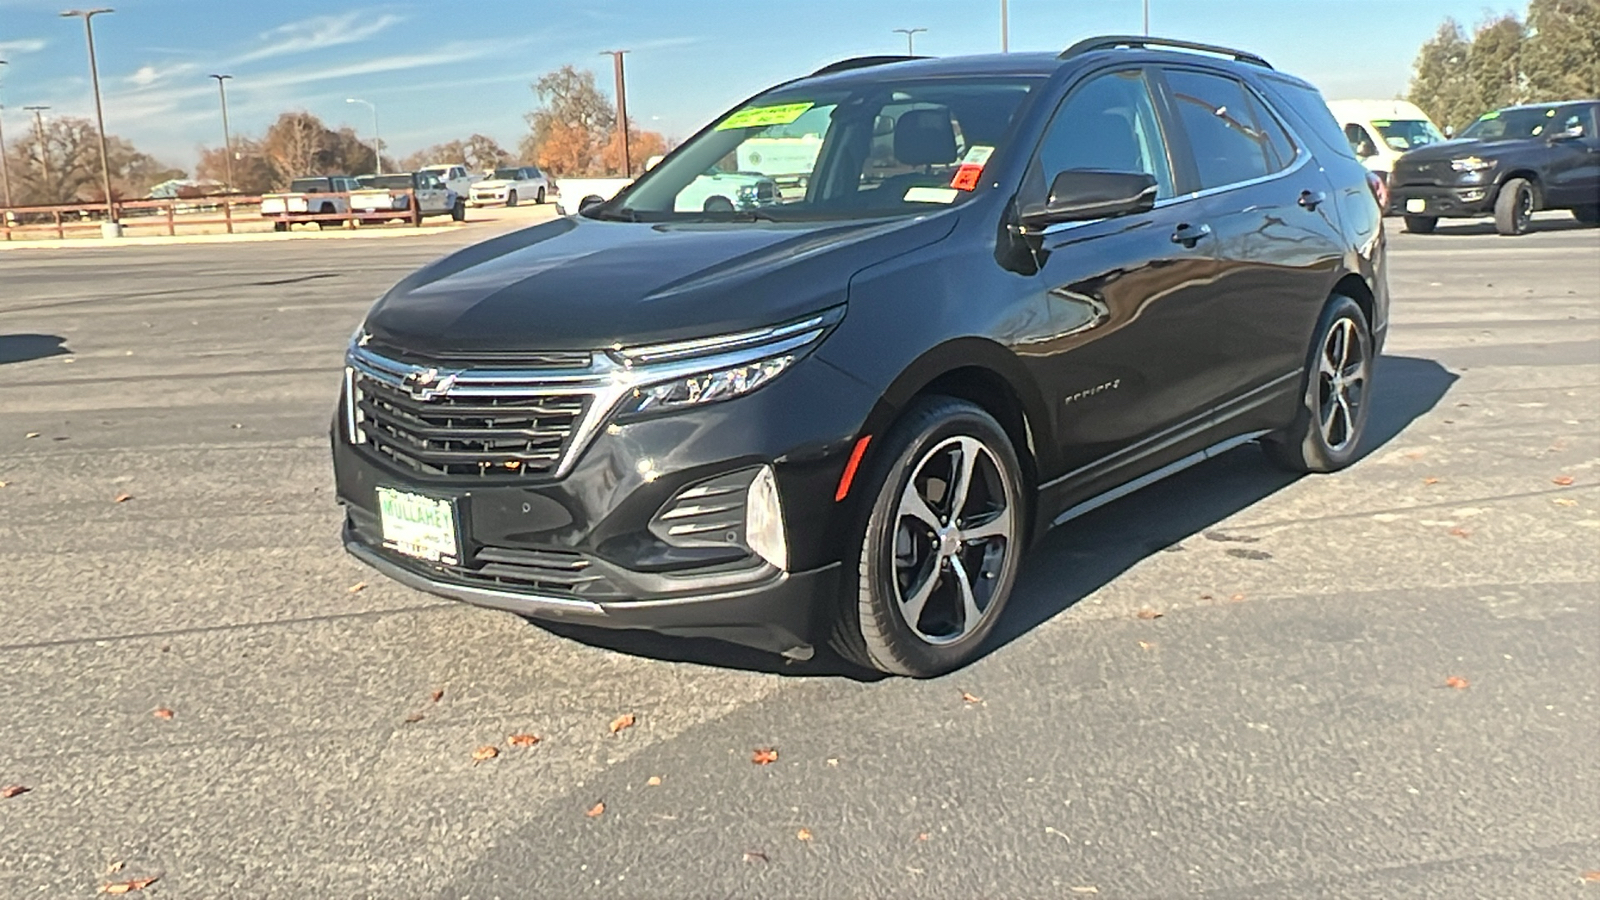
[272, 221, 288, 233]
[1573, 205, 1600, 226]
[1494, 177, 1534, 235]
[1402, 215, 1437, 234]
[536, 187, 546, 204]
[506, 190, 518, 208]
[1262, 295, 1374, 474]
[830, 396, 1026, 677]
[450, 199, 466, 222]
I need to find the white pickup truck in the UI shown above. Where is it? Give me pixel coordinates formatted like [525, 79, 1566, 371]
[260, 175, 363, 231]
[417, 164, 476, 198]
[350, 172, 466, 225]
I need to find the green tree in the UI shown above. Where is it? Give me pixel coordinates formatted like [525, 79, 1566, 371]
[400, 134, 512, 172]
[2, 115, 183, 204]
[1467, 13, 1529, 112]
[1524, 0, 1600, 101]
[1408, 19, 1481, 133]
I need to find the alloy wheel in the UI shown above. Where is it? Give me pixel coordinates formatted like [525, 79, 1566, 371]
[1317, 317, 1368, 452]
[1517, 188, 1533, 230]
[891, 435, 1016, 645]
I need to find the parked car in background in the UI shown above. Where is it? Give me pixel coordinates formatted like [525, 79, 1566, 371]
[333, 36, 1387, 676]
[1389, 100, 1600, 235]
[417, 164, 476, 197]
[349, 172, 466, 225]
[469, 166, 550, 207]
[673, 169, 782, 212]
[1327, 100, 1444, 213]
[261, 176, 363, 231]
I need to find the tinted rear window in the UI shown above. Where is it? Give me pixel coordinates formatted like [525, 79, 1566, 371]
[289, 178, 331, 192]
[1255, 74, 1357, 162]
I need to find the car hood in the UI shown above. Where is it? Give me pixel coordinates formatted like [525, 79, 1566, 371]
[363, 212, 957, 356]
[1399, 136, 1540, 162]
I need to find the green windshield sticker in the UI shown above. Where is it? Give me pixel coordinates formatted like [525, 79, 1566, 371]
[716, 102, 815, 131]
[1371, 119, 1392, 126]
[1479, 111, 1500, 120]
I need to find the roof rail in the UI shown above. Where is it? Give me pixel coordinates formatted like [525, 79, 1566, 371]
[1060, 35, 1271, 69]
[809, 55, 924, 77]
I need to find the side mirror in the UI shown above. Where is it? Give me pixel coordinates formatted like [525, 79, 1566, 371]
[578, 194, 606, 212]
[1020, 170, 1158, 228]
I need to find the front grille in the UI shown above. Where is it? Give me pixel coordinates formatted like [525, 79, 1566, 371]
[444, 545, 623, 598]
[351, 369, 589, 478]
[1392, 160, 1454, 187]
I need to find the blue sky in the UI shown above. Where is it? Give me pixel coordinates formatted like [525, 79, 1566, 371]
[0, 0, 1527, 171]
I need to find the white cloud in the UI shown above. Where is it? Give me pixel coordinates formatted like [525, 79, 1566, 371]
[125, 62, 197, 88]
[237, 12, 405, 64]
[0, 38, 47, 55]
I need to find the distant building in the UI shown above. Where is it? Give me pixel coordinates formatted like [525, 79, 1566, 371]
[147, 179, 224, 199]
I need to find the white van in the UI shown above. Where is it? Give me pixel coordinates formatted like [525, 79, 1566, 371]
[1326, 100, 1446, 182]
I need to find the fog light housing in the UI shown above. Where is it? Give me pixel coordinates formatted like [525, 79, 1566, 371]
[1459, 188, 1486, 202]
[745, 465, 787, 571]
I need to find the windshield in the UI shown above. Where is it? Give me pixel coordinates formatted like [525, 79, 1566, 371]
[366, 175, 414, 190]
[491, 168, 522, 180]
[1371, 119, 1442, 151]
[289, 178, 331, 193]
[602, 76, 1040, 222]
[1460, 107, 1562, 141]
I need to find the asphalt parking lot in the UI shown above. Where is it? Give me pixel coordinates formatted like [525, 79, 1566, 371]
[2, 212, 1597, 899]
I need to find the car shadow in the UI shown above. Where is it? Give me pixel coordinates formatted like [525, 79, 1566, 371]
[0, 334, 70, 365]
[1416, 216, 1593, 236]
[533, 354, 1457, 680]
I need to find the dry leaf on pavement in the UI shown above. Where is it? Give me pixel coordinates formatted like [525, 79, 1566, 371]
[751, 747, 779, 765]
[1445, 676, 1470, 690]
[1582, 871, 1600, 882]
[113, 493, 133, 503]
[1230, 593, 1245, 602]
[98, 876, 159, 894]
[347, 581, 366, 594]
[152, 707, 174, 720]
[1422, 477, 1440, 485]
[471, 745, 499, 763]
[1138, 641, 1155, 650]
[429, 688, 444, 703]
[1069, 888, 1100, 895]
[24, 432, 39, 439]
[1553, 475, 1575, 486]
[1448, 527, 1471, 539]
[585, 801, 605, 817]
[960, 691, 982, 704]
[1, 784, 30, 798]
[796, 827, 813, 841]
[646, 776, 661, 786]
[403, 712, 425, 724]
[609, 713, 636, 735]
[1554, 498, 1578, 507]
[742, 850, 770, 863]
[508, 733, 540, 748]
[1136, 608, 1163, 620]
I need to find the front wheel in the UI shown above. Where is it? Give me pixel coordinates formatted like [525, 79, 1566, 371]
[536, 187, 546, 204]
[1262, 295, 1374, 474]
[450, 199, 466, 222]
[1403, 215, 1437, 234]
[1494, 177, 1534, 235]
[832, 397, 1025, 677]
[506, 190, 518, 208]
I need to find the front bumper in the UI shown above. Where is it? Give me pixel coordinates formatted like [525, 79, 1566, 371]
[331, 352, 878, 658]
[1389, 183, 1496, 218]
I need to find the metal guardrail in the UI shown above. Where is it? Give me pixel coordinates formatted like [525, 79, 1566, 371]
[0, 188, 434, 241]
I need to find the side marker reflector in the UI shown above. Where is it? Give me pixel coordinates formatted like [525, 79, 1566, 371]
[835, 435, 872, 502]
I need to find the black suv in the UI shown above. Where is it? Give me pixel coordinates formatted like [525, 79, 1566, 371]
[333, 36, 1388, 676]
[1391, 100, 1600, 235]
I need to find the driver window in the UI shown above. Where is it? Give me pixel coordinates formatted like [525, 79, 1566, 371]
[1031, 69, 1174, 200]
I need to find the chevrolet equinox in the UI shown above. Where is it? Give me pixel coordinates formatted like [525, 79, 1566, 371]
[333, 36, 1389, 676]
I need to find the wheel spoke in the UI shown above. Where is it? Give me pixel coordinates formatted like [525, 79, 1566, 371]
[899, 483, 943, 532]
[949, 555, 983, 636]
[899, 560, 939, 628]
[945, 437, 980, 524]
[1335, 320, 1352, 370]
[960, 512, 1011, 544]
[1319, 351, 1338, 378]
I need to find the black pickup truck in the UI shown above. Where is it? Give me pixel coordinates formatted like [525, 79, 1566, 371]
[1389, 100, 1600, 235]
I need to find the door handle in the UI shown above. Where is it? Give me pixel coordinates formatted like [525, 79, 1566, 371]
[1298, 190, 1327, 210]
[1171, 222, 1211, 247]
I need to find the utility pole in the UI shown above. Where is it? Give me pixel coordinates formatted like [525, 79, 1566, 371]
[61, 8, 118, 234]
[600, 50, 630, 176]
[345, 98, 381, 174]
[25, 105, 49, 201]
[1144, 0, 1151, 35]
[0, 59, 13, 208]
[893, 27, 927, 55]
[209, 74, 233, 193]
[1000, 0, 1009, 53]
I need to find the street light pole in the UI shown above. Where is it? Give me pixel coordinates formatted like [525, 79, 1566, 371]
[1000, 0, 1009, 52]
[600, 50, 631, 176]
[893, 27, 927, 55]
[0, 59, 13, 208]
[24, 105, 49, 201]
[345, 98, 380, 175]
[61, 8, 118, 231]
[1144, 0, 1151, 35]
[209, 74, 233, 193]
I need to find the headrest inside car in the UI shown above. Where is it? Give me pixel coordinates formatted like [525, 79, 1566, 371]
[894, 109, 958, 166]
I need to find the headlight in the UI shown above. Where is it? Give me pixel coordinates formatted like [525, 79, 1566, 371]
[1450, 157, 1495, 172]
[608, 306, 845, 418]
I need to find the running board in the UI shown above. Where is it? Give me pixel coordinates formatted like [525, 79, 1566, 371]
[1049, 430, 1270, 529]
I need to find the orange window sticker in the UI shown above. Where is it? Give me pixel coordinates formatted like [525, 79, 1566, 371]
[950, 164, 984, 191]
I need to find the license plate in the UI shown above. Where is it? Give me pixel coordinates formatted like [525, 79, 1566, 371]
[1405, 198, 1427, 214]
[377, 487, 460, 564]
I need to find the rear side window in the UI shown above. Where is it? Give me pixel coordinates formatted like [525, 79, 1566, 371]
[1256, 74, 1358, 162]
[1164, 69, 1284, 189]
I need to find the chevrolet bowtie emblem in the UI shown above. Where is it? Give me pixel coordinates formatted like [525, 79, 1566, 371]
[402, 367, 459, 401]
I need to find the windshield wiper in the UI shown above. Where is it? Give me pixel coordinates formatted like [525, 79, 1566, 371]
[591, 206, 641, 222]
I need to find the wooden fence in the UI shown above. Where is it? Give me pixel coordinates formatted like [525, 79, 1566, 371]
[0, 189, 430, 241]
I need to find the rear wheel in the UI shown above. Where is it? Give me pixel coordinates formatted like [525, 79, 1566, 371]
[1494, 177, 1534, 235]
[536, 187, 546, 204]
[1573, 205, 1600, 226]
[1262, 295, 1374, 474]
[1403, 215, 1437, 234]
[831, 397, 1024, 677]
[272, 221, 288, 233]
[506, 190, 518, 208]
[450, 199, 466, 222]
